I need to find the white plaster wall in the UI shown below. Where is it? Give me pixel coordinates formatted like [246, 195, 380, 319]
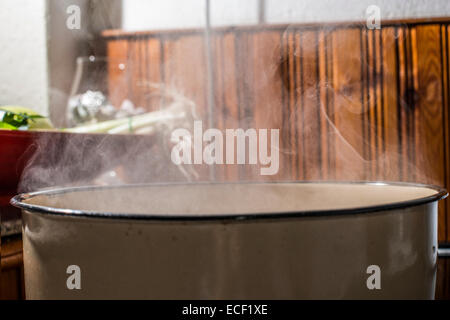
[266, 0, 450, 24]
[122, 0, 206, 31]
[210, 0, 259, 27]
[122, 0, 450, 31]
[122, 0, 260, 31]
[0, 0, 49, 115]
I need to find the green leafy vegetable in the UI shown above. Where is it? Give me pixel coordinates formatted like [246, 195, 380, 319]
[0, 109, 44, 130]
[0, 122, 17, 130]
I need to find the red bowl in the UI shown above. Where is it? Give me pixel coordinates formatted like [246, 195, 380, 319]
[0, 130, 156, 221]
[0, 130, 37, 192]
[0, 130, 40, 222]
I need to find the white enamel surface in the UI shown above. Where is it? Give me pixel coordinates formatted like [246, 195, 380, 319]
[23, 183, 439, 216]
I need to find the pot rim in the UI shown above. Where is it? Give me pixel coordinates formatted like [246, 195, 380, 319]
[10, 181, 448, 222]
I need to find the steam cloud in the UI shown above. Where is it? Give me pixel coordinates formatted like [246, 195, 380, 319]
[19, 22, 432, 193]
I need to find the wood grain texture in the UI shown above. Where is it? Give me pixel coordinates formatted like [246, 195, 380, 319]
[0, 237, 25, 300]
[415, 25, 446, 241]
[442, 25, 450, 242]
[436, 258, 450, 299]
[106, 39, 129, 109]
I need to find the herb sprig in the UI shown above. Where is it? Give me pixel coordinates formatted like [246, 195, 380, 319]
[0, 109, 44, 130]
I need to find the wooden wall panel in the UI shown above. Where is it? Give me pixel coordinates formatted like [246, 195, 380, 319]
[331, 28, 367, 181]
[211, 31, 241, 181]
[293, 30, 323, 181]
[415, 25, 446, 241]
[107, 39, 129, 109]
[252, 31, 284, 180]
[284, 29, 298, 180]
[293, 30, 307, 181]
[396, 27, 413, 182]
[380, 27, 400, 182]
[163, 35, 208, 119]
[232, 31, 257, 180]
[0, 238, 25, 300]
[145, 38, 163, 110]
[437, 258, 450, 299]
[415, 25, 445, 185]
[444, 25, 450, 243]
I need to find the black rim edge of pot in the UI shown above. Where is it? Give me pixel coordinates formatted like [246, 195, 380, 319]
[10, 181, 449, 222]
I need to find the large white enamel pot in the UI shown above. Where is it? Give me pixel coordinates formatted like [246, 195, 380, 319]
[11, 182, 448, 299]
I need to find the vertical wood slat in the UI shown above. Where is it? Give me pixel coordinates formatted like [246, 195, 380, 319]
[146, 37, 162, 110]
[415, 25, 445, 185]
[297, 30, 323, 181]
[367, 28, 377, 179]
[436, 24, 450, 299]
[287, 30, 298, 180]
[106, 39, 129, 109]
[331, 28, 366, 181]
[250, 31, 284, 180]
[436, 258, 450, 299]
[396, 27, 409, 182]
[380, 27, 400, 182]
[442, 25, 450, 242]
[0, 238, 25, 300]
[414, 25, 446, 242]
[318, 30, 331, 181]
